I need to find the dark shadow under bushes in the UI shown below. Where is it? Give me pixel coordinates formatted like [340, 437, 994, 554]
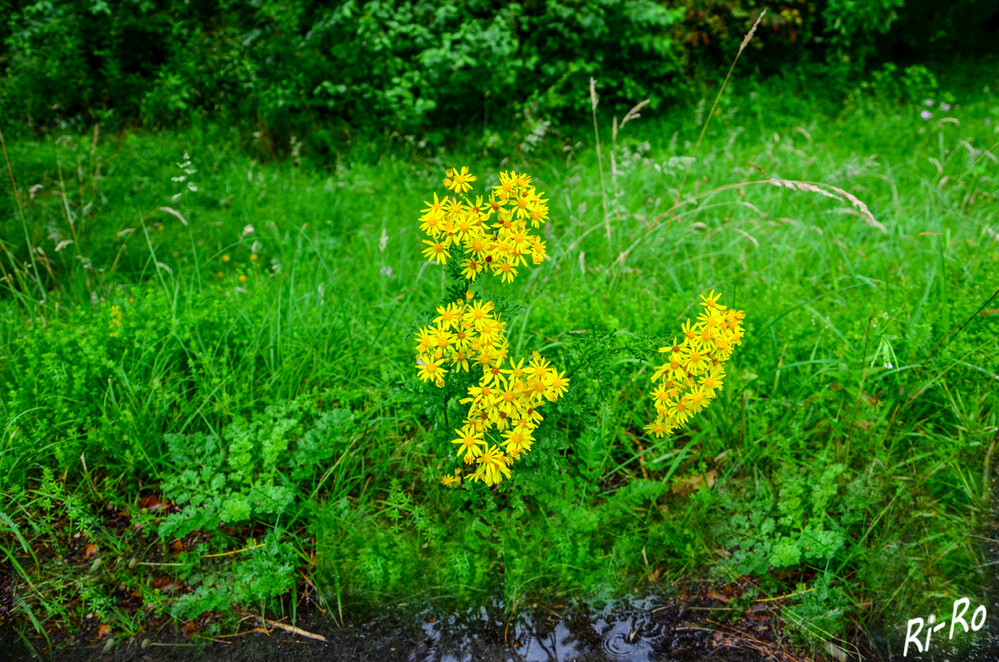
[3, 0, 997, 156]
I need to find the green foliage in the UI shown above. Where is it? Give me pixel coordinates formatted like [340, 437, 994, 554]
[34, 467, 102, 537]
[713, 459, 856, 577]
[674, 1, 996, 94]
[842, 61, 942, 118]
[823, 0, 905, 66]
[157, 399, 356, 619]
[674, 0, 816, 73]
[169, 529, 297, 620]
[2, 0, 175, 126]
[1, 0, 685, 146]
[783, 573, 850, 646]
[7, 0, 994, 148]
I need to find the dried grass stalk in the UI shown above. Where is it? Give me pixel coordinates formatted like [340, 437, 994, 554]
[768, 178, 886, 234]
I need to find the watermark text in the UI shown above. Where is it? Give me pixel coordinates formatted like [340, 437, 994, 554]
[903, 597, 986, 657]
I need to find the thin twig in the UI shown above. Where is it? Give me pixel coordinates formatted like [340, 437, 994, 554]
[262, 619, 329, 643]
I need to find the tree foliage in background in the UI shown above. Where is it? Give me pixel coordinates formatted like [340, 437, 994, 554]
[1, 0, 996, 150]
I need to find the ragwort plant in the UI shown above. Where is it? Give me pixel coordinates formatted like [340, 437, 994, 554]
[414, 168, 568, 487]
[645, 290, 745, 438]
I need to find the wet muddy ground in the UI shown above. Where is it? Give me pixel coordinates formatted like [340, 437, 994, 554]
[5, 592, 802, 662]
[4, 579, 999, 661]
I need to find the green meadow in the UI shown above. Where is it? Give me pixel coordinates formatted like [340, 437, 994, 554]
[2, 68, 998, 658]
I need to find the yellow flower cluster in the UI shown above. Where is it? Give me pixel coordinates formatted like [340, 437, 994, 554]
[414, 291, 502, 388]
[645, 290, 745, 438]
[419, 168, 550, 283]
[414, 292, 568, 487]
[108, 304, 123, 338]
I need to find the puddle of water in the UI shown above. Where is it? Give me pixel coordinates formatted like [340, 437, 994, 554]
[341, 595, 759, 662]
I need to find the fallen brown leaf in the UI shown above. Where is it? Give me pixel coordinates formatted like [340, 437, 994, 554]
[671, 470, 717, 496]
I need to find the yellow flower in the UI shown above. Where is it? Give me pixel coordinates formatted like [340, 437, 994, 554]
[452, 425, 485, 464]
[414, 327, 434, 354]
[501, 357, 526, 382]
[544, 369, 569, 401]
[420, 212, 445, 238]
[451, 324, 472, 351]
[528, 352, 551, 380]
[651, 383, 671, 407]
[699, 289, 725, 310]
[527, 377, 548, 400]
[697, 324, 717, 345]
[432, 326, 455, 352]
[657, 337, 683, 355]
[493, 261, 518, 283]
[472, 445, 512, 486]
[644, 419, 670, 439]
[513, 190, 535, 219]
[463, 228, 489, 258]
[444, 166, 477, 194]
[464, 381, 495, 408]
[416, 354, 447, 385]
[450, 350, 471, 372]
[434, 302, 464, 330]
[699, 367, 726, 393]
[474, 346, 498, 370]
[698, 307, 725, 329]
[494, 171, 516, 198]
[680, 319, 697, 342]
[685, 386, 710, 413]
[421, 238, 451, 265]
[421, 192, 446, 219]
[528, 236, 548, 261]
[480, 361, 507, 388]
[460, 258, 483, 281]
[453, 213, 474, 239]
[667, 399, 693, 426]
[523, 405, 543, 425]
[502, 427, 534, 459]
[495, 380, 524, 413]
[463, 299, 494, 329]
[681, 343, 708, 376]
